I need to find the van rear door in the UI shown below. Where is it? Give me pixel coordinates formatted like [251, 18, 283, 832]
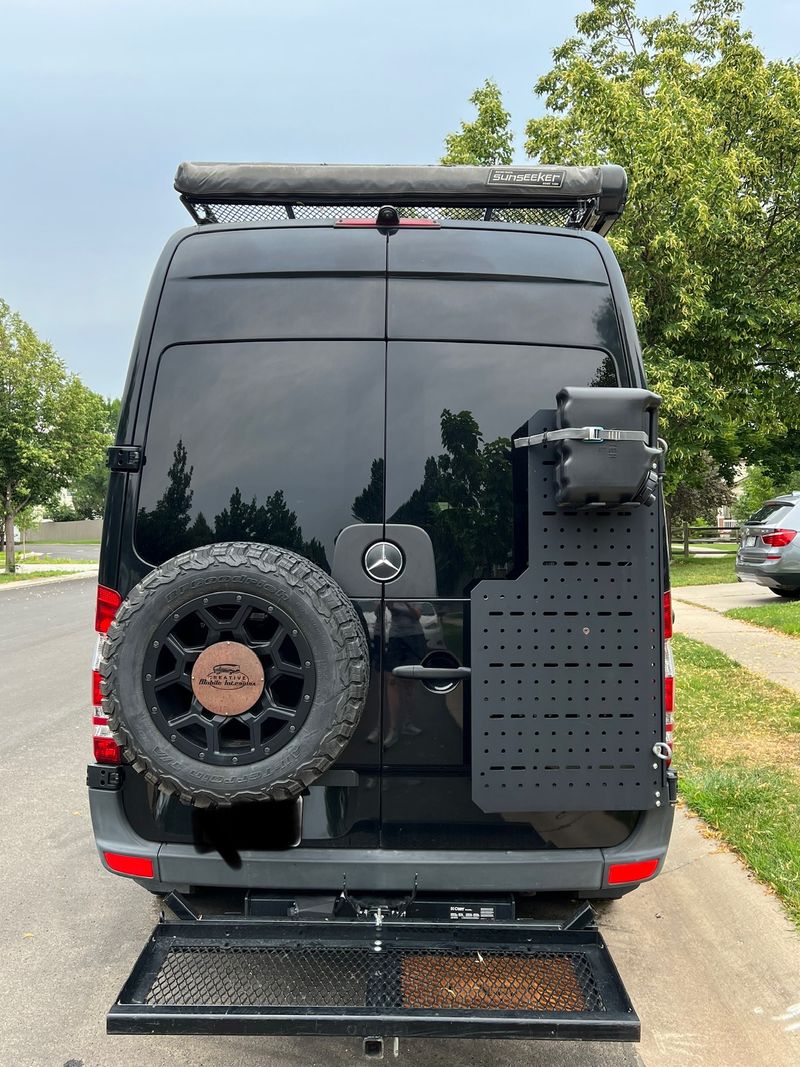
[380, 225, 647, 847]
[126, 225, 390, 847]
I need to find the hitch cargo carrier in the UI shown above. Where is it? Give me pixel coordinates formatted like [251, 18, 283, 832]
[108, 912, 639, 1042]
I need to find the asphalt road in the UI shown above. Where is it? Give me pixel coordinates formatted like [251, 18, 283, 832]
[1, 576, 798, 1067]
[23, 542, 101, 562]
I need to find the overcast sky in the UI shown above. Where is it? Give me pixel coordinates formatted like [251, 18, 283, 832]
[1, 0, 797, 398]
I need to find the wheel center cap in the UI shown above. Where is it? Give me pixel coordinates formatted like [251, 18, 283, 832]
[191, 641, 264, 717]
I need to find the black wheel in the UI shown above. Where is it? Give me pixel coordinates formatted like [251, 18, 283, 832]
[100, 543, 369, 806]
[770, 586, 800, 599]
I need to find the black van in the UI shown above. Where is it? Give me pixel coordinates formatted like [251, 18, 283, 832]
[90, 162, 675, 1047]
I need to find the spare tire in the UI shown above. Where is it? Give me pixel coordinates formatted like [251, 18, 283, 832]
[100, 542, 369, 807]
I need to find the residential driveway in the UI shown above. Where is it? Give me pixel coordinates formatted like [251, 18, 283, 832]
[673, 581, 777, 612]
[672, 582, 800, 695]
[1, 577, 798, 1067]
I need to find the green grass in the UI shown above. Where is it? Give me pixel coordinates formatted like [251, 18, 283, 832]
[671, 541, 738, 553]
[0, 570, 79, 584]
[726, 600, 800, 638]
[674, 633, 800, 924]
[0, 553, 94, 566]
[669, 552, 737, 586]
[27, 555, 95, 565]
[29, 538, 101, 545]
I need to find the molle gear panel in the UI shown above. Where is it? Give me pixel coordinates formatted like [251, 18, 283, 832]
[471, 409, 666, 813]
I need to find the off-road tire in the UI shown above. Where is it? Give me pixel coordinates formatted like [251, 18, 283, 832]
[100, 543, 369, 807]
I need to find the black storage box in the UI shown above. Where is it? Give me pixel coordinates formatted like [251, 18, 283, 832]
[554, 387, 662, 507]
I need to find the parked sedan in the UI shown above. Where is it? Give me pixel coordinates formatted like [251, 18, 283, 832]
[736, 493, 800, 597]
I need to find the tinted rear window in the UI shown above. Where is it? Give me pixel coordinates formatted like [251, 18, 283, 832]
[386, 342, 618, 596]
[747, 502, 796, 525]
[387, 228, 623, 353]
[136, 341, 385, 570]
[135, 339, 619, 588]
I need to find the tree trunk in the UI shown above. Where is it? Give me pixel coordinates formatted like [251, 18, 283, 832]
[4, 487, 15, 574]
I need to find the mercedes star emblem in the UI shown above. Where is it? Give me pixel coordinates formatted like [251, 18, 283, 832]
[363, 541, 405, 583]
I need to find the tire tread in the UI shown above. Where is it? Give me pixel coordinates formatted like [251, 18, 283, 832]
[100, 542, 369, 807]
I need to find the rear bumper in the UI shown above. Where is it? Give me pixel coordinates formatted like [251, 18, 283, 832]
[736, 557, 800, 589]
[88, 781, 674, 894]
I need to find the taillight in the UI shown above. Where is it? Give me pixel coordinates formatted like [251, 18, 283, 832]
[335, 218, 439, 227]
[103, 851, 154, 879]
[92, 585, 122, 765]
[663, 591, 674, 764]
[761, 528, 797, 548]
[664, 675, 674, 713]
[95, 584, 122, 633]
[607, 858, 659, 885]
[93, 729, 122, 765]
[663, 588, 672, 640]
[92, 671, 120, 764]
[91, 669, 104, 707]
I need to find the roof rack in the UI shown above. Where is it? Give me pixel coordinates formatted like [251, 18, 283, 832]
[174, 162, 627, 235]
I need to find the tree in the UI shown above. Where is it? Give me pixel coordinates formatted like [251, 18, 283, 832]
[15, 506, 36, 556]
[525, 0, 800, 492]
[742, 434, 800, 489]
[733, 463, 800, 522]
[0, 300, 106, 572]
[388, 409, 514, 594]
[214, 486, 256, 542]
[136, 439, 194, 562]
[351, 458, 384, 524]
[667, 451, 733, 526]
[442, 80, 514, 166]
[70, 396, 120, 519]
[443, 2, 800, 497]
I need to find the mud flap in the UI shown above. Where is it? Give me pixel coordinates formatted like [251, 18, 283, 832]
[107, 916, 639, 1040]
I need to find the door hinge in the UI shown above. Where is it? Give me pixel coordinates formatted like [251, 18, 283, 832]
[107, 445, 143, 472]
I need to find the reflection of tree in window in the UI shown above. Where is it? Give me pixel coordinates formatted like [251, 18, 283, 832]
[137, 440, 329, 570]
[588, 352, 617, 389]
[136, 440, 194, 562]
[368, 409, 519, 596]
[352, 458, 384, 524]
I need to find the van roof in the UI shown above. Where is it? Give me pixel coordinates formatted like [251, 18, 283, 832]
[174, 161, 627, 235]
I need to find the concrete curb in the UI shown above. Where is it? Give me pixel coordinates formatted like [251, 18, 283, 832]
[0, 569, 98, 593]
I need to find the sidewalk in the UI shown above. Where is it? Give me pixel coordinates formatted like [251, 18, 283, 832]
[672, 582, 800, 696]
[15, 562, 97, 574]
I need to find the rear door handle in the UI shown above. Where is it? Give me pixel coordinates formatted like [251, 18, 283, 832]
[391, 665, 471, 680]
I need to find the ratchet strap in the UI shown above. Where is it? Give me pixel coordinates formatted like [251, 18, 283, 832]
[513, 426, 650, 449]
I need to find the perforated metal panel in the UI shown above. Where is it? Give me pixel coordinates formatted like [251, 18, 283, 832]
[471, 410, 665, 813]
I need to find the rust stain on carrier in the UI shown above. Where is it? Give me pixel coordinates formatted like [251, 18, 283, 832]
[191, 641, 264, 716]
[401, 953, 589, 1012]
